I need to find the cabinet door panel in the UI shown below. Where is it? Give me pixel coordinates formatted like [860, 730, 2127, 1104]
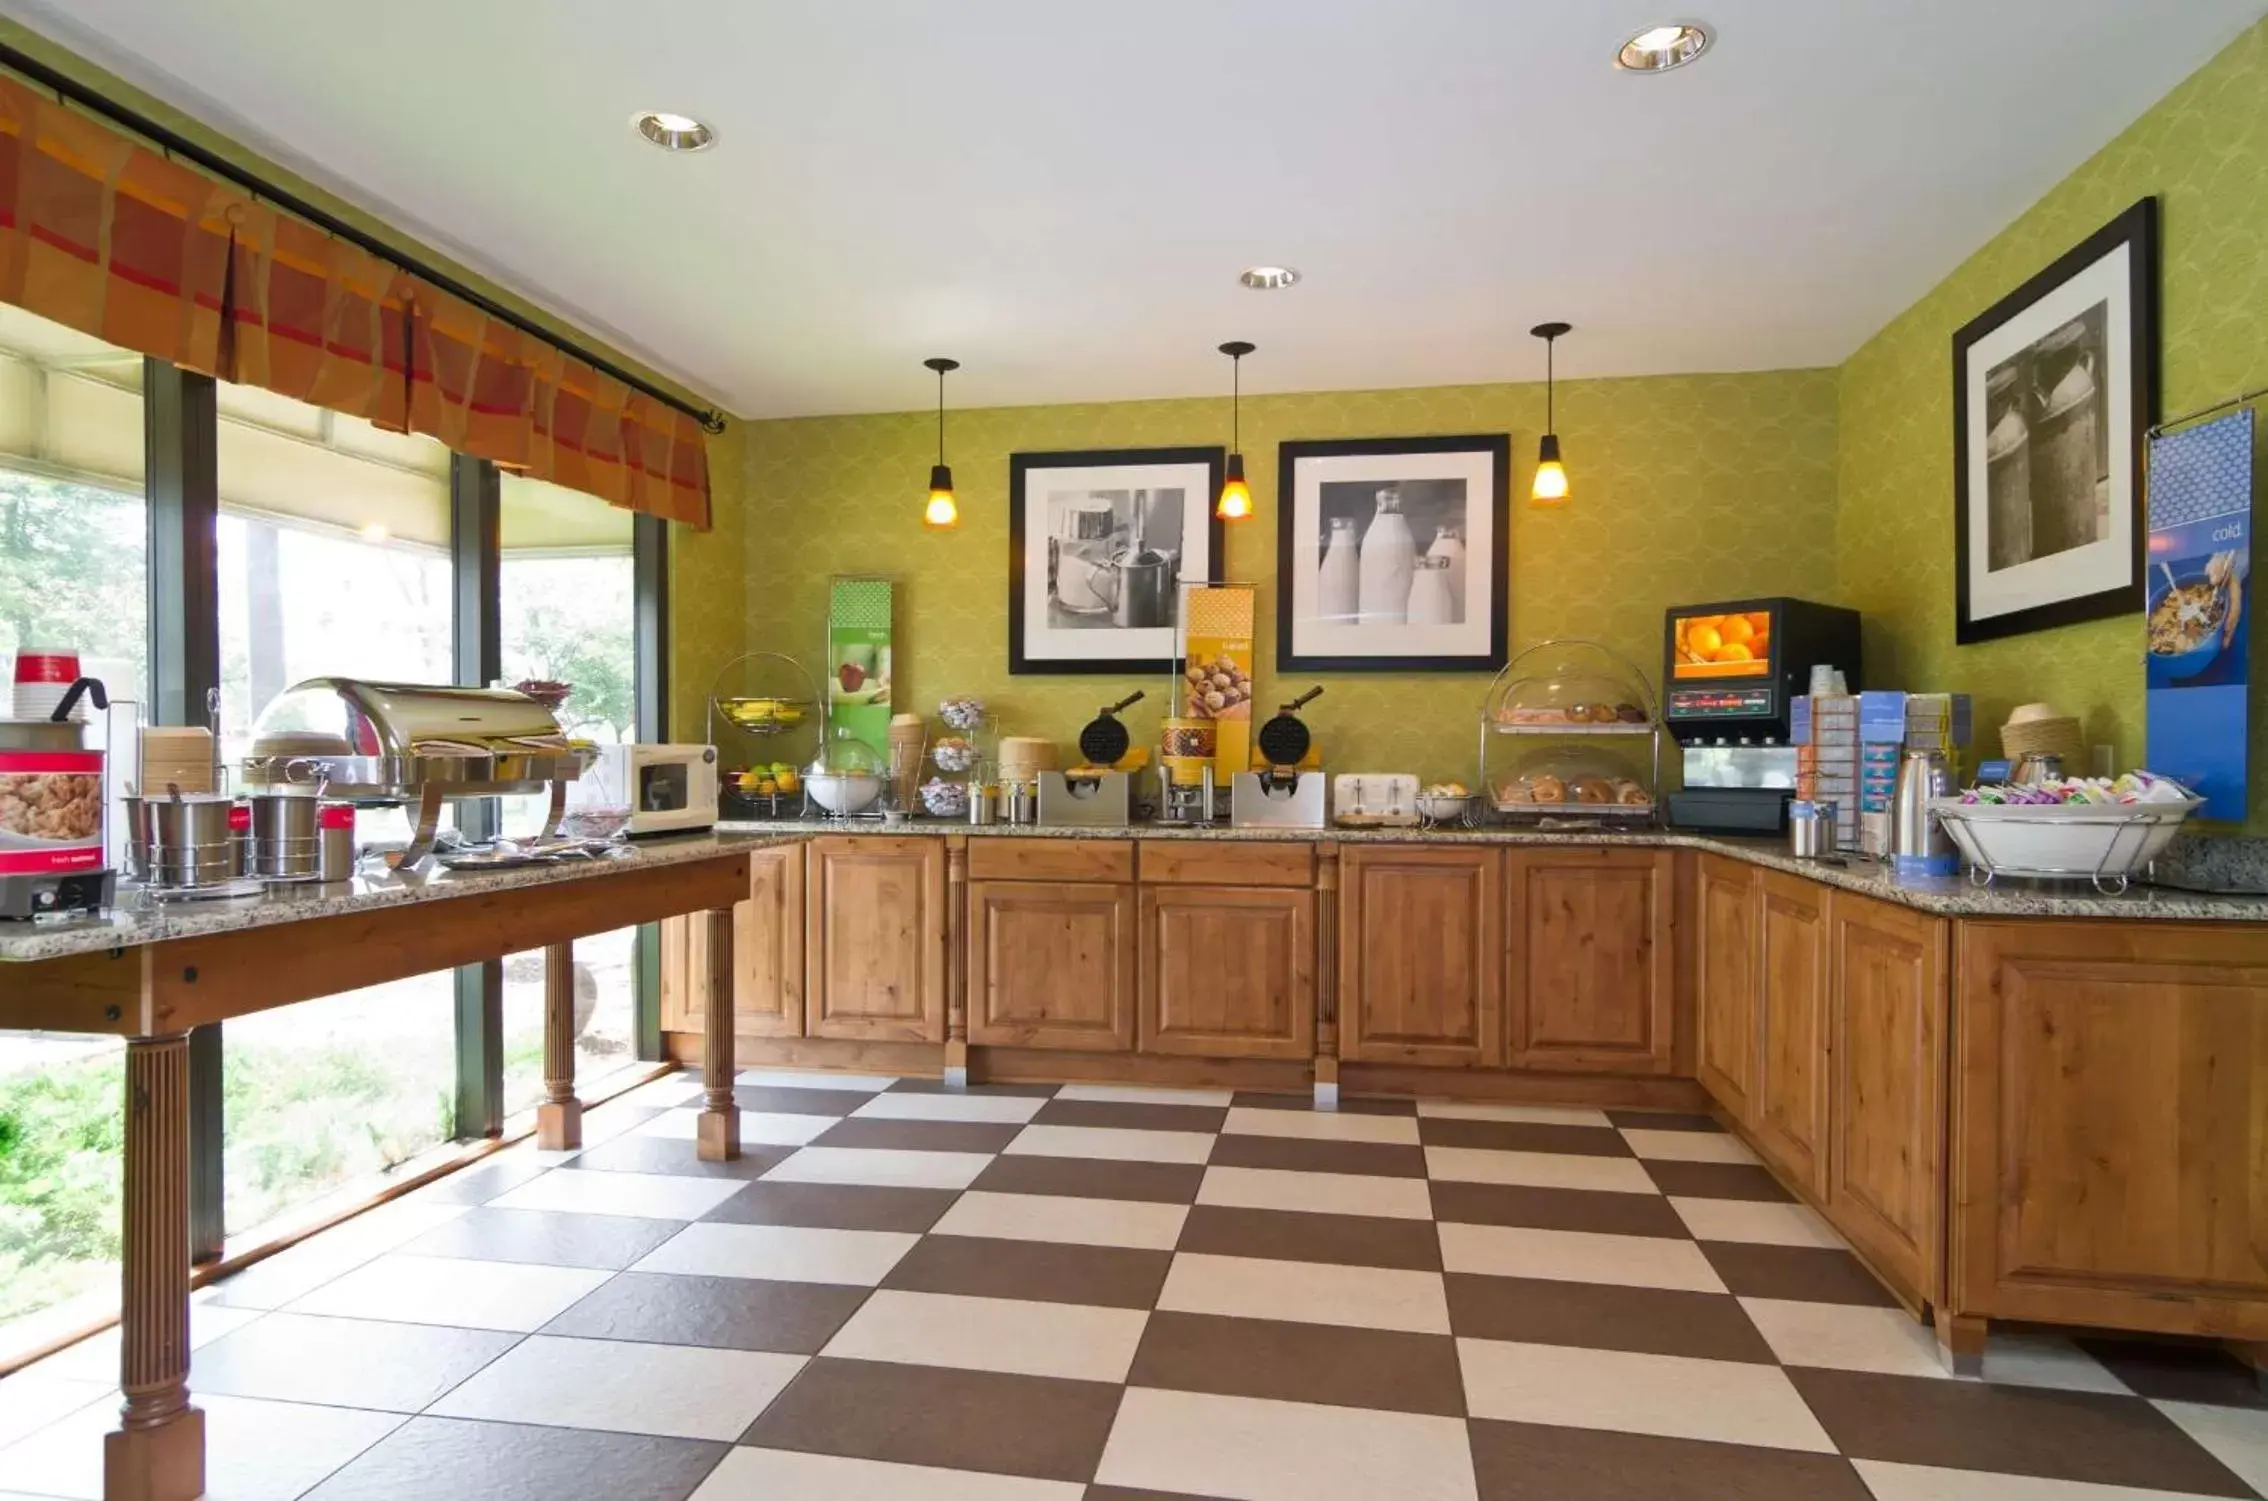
[656, 845, 805, 1037]
[1340, 846, 1500, 1067]
[1507, 849, 1675, 1074]
[1695, 855, 1759, 1121]
[805, 836, 947, 1042]
[1826, 892, 1944, 1305]
[1752, 871, 1829, 1195]
[967, 880, 1135, 1051]
[1140, 885, 1314, 1060]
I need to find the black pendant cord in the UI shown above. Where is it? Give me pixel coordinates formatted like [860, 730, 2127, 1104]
[1545, 339, 1554, 433]
[936, 366, 946, 466]
[1232, 356, 1241, 453]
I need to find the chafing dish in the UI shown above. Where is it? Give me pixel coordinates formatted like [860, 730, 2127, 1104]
[240, 679, 587, 867]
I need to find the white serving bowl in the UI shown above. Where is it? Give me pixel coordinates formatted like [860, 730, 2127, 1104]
[806, 771, 882, 815]
[1416, 793, 1472, 823]
[1929, 796, 2199, 884]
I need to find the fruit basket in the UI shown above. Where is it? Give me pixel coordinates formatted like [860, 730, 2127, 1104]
[708, 651, 823, 819]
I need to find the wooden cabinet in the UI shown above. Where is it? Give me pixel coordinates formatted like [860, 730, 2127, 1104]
[1505, 848, 1676, 1074]
[1140, 885, 1315, 1060]
[658, 844, 805, 1037]
[1339, 846, 1501, 1067]
[966, 880, 1136, 1050]
[1825, 892, 1945, 1306]
[1694, 854, 1759, 1121]
[1751, 871, 1830, 1194]
[805, 836, 948, 1042]
[1951, 921, 2268, 1337]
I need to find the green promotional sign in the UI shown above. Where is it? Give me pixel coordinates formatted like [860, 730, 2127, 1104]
[826, 576, 894, 757]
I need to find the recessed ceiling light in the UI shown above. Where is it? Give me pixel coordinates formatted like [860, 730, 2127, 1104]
[1616, 22, 1710, 72]
[633, 111, 717, 152]
[1240, 266, 1301, 291]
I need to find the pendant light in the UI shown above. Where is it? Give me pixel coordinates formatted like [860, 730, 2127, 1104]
[1529, 321, 1572, 507]
[1216, 340, 1255, 521]
[923, 357, 961, 530]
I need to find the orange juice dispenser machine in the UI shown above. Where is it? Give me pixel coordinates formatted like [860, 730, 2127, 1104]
[1663, 598, 1860, 835]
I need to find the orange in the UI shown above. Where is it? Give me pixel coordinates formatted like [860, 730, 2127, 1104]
[1714, 642, 1754, 663]
[1720, 616, 1756, 647]
[1687, 621, 1723, 658]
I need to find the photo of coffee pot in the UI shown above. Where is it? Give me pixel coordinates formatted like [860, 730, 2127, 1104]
[1047, 489, 1180, 629]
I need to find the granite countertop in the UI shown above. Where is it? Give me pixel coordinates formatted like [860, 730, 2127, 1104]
[0, 831, 792, 965]
[723, 816, 2268, 924]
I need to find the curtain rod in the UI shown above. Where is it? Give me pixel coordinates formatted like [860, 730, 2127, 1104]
[2149, 384, 2268, 438]
[0, 41, 728, 435]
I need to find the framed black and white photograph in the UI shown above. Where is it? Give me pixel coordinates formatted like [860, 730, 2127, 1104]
[1954, 196, 2158, 644]
[1276, 434, 1510, 672]
[1009, 446, 1224, 674]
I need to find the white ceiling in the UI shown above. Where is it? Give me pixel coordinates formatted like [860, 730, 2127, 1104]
[7, 0, 2264, 420]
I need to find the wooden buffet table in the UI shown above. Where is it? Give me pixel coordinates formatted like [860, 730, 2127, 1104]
[0, 835, 766, 1501]
[666, 820, 2268, 1375]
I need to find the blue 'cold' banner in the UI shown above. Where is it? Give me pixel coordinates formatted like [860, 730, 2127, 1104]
[2145, 410, 2252, 820]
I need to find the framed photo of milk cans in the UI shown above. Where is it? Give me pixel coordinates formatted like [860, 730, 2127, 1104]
[1276, 434, 1510, 672]
[1008, 446, 1226, 675]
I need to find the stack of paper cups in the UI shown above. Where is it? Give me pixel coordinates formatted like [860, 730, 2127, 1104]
[11, 647, 84, 720]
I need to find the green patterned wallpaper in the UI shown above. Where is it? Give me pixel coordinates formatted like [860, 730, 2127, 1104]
[675, 370, 1838, 783]
[670, 421, 748, 741]
[1838, 17, 2268, 825]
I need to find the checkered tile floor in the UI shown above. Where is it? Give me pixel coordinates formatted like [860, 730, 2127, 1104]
[6, 1074, 2268, 1500]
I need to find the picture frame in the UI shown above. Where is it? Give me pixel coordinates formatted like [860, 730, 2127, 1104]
[1276, 434, 1510, 672]
[1008, 446, 1225, 675]
[1953, 196, 2159, 645]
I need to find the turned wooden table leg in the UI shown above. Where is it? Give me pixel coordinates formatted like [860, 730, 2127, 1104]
[1313, 847, 1341, 1110]
[535, 941, 582, 1151]
[105, 1033, 205, 1501]
[697, 906, 740, 1161]
[1934, 1308, 1987, 1376]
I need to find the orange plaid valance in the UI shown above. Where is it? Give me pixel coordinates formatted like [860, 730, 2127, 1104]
[0, 74, 711, 528]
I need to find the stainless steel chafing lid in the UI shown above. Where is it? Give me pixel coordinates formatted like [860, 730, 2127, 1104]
[240, 678, 584, 802]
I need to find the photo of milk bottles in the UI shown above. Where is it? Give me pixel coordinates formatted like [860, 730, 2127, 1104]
[1313, 479, 1468, 630]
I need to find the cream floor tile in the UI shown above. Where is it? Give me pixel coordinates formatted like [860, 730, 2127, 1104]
[1096, 1387, 1477, 1501]
[285, 1253, 609, 1332]
[1853, 1458, 2239, 1501]
[851, 1091, 1047, 1124]
[1056, 1083, 1234, 1108]
[822, 1289, 1148, 1382]
[1978, 1333, 2131, 1394]
[1620, 1128, 1758, 1163]
[2155, 1402, 2268, 1497]
[738, 1069, 900, 1092]
[488, 1166, 751, 1220]
[632, 1221, 919, 1285]
[1438, 1221, 1727, 1293]
[1415, 1100, 1613, 1127]
[25, 1299, 263, 1384]
[430, 1334, 803, 1442]
[1424, 1146, 1659, 1194]
[933, 1189, 1188, 1250]
[1738, 1298, 1946, 1377]
[1160, 1252, 1450, 1335]
[200, 1201, 471, 1310]
[1004, 1123, 1216, 1165]
[1222, 1106, 1420, 1145]
[1458, 1337, 1836, 1453]
[1671, 1196, 1845, 1247]
[1197, 1165, 1435, 1221]
[0, 1390, 405, 1501]
[761, 1146, 994, 1190]
[637, 1108, 838, 1145]
[696, 1447, 1084, 1500]
[0, 1375, 110, 1450]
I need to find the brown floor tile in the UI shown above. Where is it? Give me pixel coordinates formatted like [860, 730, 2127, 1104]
[1417, 1117, 1632, 1157]
[1208, 1132, 1427, 1179]
[1034, 1098, 1229, 1134]
[1469, 1418, 1872, 1501]
[973, 1154, 1205, 1204]
[1788, 1366, 2254, 1495]
[399, 1206, 684, 1269]
[1642, 1159, 1794, 1201]
[890, 1078, 1061, 1097]
[541, 1270, 868, 1353]
[1445, 1274, 1775, 1363]
[564, 1135, 798, 1180]
[304, 1416, 725, 1501]
[1429, 1180, 1690, 1239]
[1176, 1204, 1442, 1270]
[2076, 1334, 2268, 1408]
[699, 1180, 960, 1232]
[743, 1357, 1121, 1482]
[1232, 1090, 1416, 1116]
[1128, 1310, 1465, 1416]
[811, 1116, 1023, 1153]
[1699, 1242, 1898, 1306]
[724, 1084, 882, 1117]
[1606, 1109, 1722, 1132]
[883, 1235, 1172, 1308]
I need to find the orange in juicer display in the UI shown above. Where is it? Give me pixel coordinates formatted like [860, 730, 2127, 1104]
[1671, 609, 1773, 678]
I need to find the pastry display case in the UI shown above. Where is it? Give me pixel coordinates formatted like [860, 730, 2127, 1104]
[1476, 638, 1661, 827]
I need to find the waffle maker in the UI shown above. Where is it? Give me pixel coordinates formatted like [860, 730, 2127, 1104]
[1232, 687, 1326, 829]
[1039, 691, 1142, 827]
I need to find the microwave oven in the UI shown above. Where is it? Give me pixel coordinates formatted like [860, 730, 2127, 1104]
[625, 744, 720, 837]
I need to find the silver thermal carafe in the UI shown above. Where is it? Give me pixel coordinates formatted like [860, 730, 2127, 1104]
[1891, 750, 1958, 878]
